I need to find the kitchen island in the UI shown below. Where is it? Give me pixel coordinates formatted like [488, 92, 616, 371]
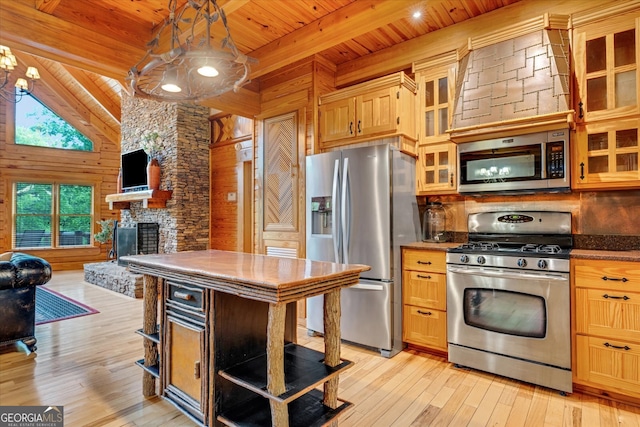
[121, 250, 370, 427]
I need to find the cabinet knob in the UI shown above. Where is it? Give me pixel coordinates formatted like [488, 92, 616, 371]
[417, 260, 432, 265]
[417, 310, 432, 316]
[417, 274, 432, 279]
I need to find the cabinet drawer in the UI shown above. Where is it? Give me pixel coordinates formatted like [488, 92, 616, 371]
[402, 305, 447, 351]
[403, 249, 446, 273]
[403, 271, 446, 310]
[168, 282, 204, 311]
[576, 335, 640, 399]
[575, 287, 640, 341]
[574, 259, 640, 293]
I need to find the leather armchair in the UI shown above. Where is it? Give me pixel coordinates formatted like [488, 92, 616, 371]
[0, 253, 52, 352]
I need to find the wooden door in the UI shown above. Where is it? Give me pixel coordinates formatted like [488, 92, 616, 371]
[167, 320, 204, 404]
[258, 110, 305, 257]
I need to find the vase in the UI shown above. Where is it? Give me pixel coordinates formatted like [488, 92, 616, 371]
[147, 158, 161, 190]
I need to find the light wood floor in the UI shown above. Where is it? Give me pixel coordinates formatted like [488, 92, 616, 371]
[1, 271, 639, 427]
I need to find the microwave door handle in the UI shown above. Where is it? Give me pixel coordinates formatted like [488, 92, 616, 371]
[332, 159, 340, 263]
[541, 143, 547, 179]
[342, 157, 350, 265]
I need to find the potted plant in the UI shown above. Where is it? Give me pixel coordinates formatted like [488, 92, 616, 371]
[94, 219, 115, 259]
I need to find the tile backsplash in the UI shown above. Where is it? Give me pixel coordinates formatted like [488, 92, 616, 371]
[424, 190, 640, 238]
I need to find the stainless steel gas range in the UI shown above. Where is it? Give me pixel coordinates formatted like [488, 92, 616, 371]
[446, 211, 573, 393]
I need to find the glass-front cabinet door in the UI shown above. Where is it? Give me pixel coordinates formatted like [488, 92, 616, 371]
[574, 13, 639, 121]
[572, 8, 640, 189]
[416, 143, 456, 194]
[413, 52, 458, 195]
[574, 118, 640, 188]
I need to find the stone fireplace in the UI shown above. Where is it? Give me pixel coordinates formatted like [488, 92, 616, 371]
[84, 93, 211, 297]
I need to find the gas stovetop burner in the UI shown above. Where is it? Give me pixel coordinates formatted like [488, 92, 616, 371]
[459, 242, 500, 251]
[521, 244, 562, 254]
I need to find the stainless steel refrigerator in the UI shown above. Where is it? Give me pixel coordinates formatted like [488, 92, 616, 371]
[305, 143, 420, 357]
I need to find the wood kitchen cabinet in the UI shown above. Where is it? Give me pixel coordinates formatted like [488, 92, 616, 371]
[318, 71, 417, 153]
[572, 5, 640, 190]
[573, 258, 640, 402]
[402, 248, 448, 353]
[413, 53, 457, 195]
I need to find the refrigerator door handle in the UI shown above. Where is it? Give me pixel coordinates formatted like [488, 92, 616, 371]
[332, 158, 340, 263]
[350, 283, 384, 291]
[342, 157, 350, 264]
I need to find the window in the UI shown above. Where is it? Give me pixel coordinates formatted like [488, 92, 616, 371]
[13, 182, 94, 249]
[14, 93, 93, 151]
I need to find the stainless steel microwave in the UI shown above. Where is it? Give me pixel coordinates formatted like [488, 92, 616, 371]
[457, 129, 570, 194]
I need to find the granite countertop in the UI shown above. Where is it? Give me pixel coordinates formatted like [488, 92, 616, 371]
[570, 249, 640, 262]
[403, 242, 460, 251]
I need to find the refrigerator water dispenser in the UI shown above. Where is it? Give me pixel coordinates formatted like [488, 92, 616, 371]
[310, 196, 332, 235]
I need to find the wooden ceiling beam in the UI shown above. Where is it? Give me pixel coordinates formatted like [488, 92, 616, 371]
[0, 1, 144, 80]
[199, 86, 261, 117]
[61, 65, 121, 125]
[15, 52, 120, 145]
[247, 0, 419, 79]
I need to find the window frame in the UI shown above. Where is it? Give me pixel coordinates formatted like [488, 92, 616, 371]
[11, 178, 96, 250]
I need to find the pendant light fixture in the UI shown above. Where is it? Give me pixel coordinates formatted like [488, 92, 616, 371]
[0, 45, 40, 103]
[128, 0, 255, 103]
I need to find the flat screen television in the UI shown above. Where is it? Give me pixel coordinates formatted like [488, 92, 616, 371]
[121, 148, 149, 192]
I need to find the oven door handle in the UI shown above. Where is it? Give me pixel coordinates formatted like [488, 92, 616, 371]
[447, 265, 568, 281]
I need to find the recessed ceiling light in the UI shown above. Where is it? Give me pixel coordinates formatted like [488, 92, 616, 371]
[412, 10, 422, 19]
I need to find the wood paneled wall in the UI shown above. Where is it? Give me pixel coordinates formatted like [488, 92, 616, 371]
[0, 99, 119, 270]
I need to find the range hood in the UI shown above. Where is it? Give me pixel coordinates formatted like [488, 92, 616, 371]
[449, 14, 574, 143]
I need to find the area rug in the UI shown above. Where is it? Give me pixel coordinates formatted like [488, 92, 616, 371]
[35, 286, 99, 325]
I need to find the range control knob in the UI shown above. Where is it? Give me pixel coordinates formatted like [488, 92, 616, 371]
[517, 258, 527, 268]
[537, 259, 548, 269]
[476, 256, 486, 265]
[460, 254, 470, 263]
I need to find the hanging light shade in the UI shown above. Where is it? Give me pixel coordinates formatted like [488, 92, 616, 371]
[0, 45, 40, 103]
[127, 0, 256, 103]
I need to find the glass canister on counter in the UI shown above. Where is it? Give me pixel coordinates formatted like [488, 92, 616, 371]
[422, 202, 448, 242]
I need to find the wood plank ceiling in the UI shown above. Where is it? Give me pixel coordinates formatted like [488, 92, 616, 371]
[0, 0, 522, 144]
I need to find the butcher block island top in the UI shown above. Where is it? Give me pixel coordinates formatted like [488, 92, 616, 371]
[121, 250, 371, 427]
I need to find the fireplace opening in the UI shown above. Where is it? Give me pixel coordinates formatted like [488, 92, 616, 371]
[117, 222, 159, 266]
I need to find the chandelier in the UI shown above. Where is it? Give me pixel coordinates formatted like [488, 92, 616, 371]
[0, 46, 40, 103]
[127, 0, 256, 103]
